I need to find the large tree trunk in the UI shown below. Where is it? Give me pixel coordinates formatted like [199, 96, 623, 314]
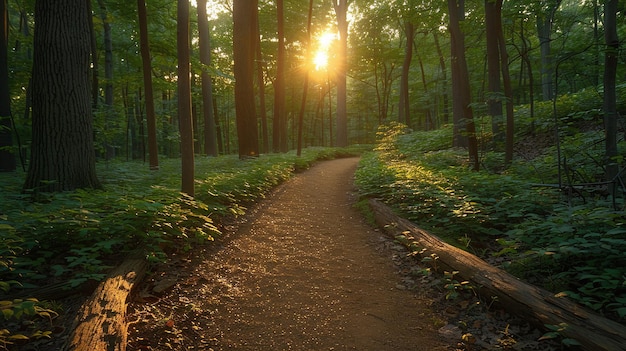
[197, 0, 218, 157]
[368, 199, 626, 351]
[24, 0, 101, 192]
[603, 0, 619, 182]
[178, 0, 194, 196]
[233, 0, 259, 158]
[63, 258, 148, 351]
[332, 0, 349, 148]
[137, 0, 159, 170]
[0, 0, 16, 172]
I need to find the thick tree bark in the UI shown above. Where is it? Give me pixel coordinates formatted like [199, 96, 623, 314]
[178, 0, 194, 196]
[63, 258, 148, 351]
[137, 0, 159, 170]
[0, 0, 15, 172]
[369, 199, 626, 351]
[24, 0, 101, 192]
[233, 0, 259, 158]
[197, 0, 218, 157]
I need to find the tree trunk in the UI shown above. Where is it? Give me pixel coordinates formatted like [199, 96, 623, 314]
[485, 0, 503, 143]
[296, 0, 314, 157]
[24, 0, 101, 192]
[197, 0, 218, 157]
[333, 0, 349, 147]
[255, 13, 268, 154]
[447, 0, 479, 170]
[536, 0, 561, 101]
[0, 0, 16, 172]
[603, 0, 619, 183]
[97, 0, 115, 160]
[137, 0, 159, 170]
[63, 258, 148, 351]
[368, 198, 626, 351]
[398, 21, 414, 126]
[178, 0, 194, 196]
[273, 0, 286, 153]
[233, 0, 259, 158]
[495, 0, 514, 166]
[433, 32, 449, 125]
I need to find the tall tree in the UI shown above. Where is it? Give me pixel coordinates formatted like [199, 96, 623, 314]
[332, 0, 349, 147]
[197, 0, 218, 157]
[448, 0, 479, 170]
[97, 0, 114, 159]
[233, 0, 259, 158]
[178, 0, 194, 196]
[536, 0, 562, 101]
[398, 21, 414, 125]
[137, 0, 159, 170]
[273, 0, 286, 153]
[24, 0, 101, 191]
[0, 0, 15, 172]
[485, 0, 504, 142]
[603, 0, 619, 182]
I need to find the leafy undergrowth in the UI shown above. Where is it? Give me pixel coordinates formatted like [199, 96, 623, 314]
[0, 146, 364, 350]
[355, 122, 626, 344]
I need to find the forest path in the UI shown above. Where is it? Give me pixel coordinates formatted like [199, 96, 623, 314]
[128, 157, 450, 351]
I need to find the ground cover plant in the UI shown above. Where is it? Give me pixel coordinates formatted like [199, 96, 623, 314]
[0, 146, 362, 349]
[355, 92, 626, 327]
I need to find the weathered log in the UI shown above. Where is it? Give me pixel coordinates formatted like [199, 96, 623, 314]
[368, 198, 626, 351]
[63, 258, 148, 351]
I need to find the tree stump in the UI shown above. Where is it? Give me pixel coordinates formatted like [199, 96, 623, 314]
[63, 258, 148, 351]
[368, 198, 626, 351]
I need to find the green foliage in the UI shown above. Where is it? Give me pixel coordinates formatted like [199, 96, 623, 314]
[356, 121, 626, 322]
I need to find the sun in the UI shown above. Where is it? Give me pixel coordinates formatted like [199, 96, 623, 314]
[312, 31, 337, 71]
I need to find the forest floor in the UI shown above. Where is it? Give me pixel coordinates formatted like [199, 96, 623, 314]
[124, 157, 557, 351]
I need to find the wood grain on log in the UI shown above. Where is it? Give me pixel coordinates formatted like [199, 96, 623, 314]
[368, 198, 626, 351]
[63, 258, 148, 351]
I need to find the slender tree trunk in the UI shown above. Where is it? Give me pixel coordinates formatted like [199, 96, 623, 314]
[398, 21, 414, 126]
[332, 0, 349, 147]
[0, 0, 15, 172]
[296, 0, 314, 156]
[137, 0, 159, 170]
[604, 0, 619, 182]
[255, 14, 268, 154]
[485, 0, 503, 143]
[177, 0, 194, 196]
[536, 0, 561, 101]
[24, 0, 101, 191]
[97, 0, 115, 159]
[494, 0, 514, 165]
[233, 0, 259, 158]
[448, 0, 479, 170]
[87, 0, 99, 110]
[433, 32, 449, 125]
[197, 0, 218, 157]
[273, 0, 286, 153]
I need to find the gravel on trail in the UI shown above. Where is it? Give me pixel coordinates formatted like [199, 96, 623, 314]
[127, 157, 452, 351]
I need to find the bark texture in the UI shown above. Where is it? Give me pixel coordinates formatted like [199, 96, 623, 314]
[25, 0, 100, 191]
[64, 259, 148, 351]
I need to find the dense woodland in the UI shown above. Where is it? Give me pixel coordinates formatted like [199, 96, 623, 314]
[0, 0, 625, 349]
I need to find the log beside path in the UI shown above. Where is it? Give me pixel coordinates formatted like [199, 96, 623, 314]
[63, 258, 148, 351]
[368, 198, 626, 351]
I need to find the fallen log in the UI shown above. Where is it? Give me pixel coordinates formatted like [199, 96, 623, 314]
[63, 258, 148, 351]
[368, 198, 626, 351]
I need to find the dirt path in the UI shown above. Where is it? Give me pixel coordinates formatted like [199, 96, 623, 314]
[128, 158, 451, 350]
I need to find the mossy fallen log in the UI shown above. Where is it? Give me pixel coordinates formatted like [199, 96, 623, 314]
[63, 258, 148, 351]
[368, 198, 626, 351]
